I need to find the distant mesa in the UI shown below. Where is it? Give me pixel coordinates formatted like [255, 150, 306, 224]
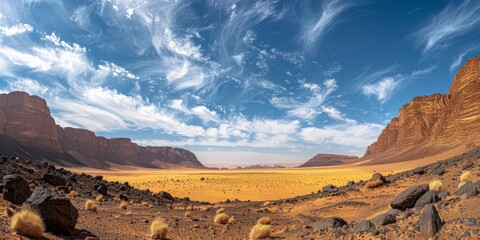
[299, 154, 359, 167]
[0, 91, 204, 169]
[236, 164, 286, 169]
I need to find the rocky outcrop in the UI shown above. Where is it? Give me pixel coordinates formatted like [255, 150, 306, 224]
[364, 56, 480, 162]
[299, 154, 359, 167]
[0, 91, 204, 169]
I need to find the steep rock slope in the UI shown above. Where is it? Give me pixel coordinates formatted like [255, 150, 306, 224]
[0, 91, 203, 169]
[299, 154, 359, 167]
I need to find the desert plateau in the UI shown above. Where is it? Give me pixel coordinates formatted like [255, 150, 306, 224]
[1, 1, 480, 239]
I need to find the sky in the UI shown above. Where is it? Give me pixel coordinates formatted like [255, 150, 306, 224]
[0, 0, 479, 166]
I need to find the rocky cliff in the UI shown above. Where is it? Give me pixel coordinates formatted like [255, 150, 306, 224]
[0, 91, 204, 169]
[363, 56, 480, 163]
[299, 154, 359, 167]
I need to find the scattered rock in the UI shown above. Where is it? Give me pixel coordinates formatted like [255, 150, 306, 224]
[390, 184, 429, 210]
[42, 173, 66, 186]
[387, 209, 401, 217]
[94, 176, 103, 181]
[419, 204, 442, 238]
[25, 187, 78, 235]
[455, 181, 478, 197]
[459, 231, 471, 239]
[158, 191, 174, 201]
[438, 191, 450, 199]
[414, 190, 440, 208]
[322, 184, 338, 193]
[353, 220, 376, 234]
[2, 174, 31, 205]
[314, 217, 348, 232]
[370, 213, 396, 226]
[95, 183, 108, 195]
[432, 167, 446, 175]
[371, 173, 386, 183]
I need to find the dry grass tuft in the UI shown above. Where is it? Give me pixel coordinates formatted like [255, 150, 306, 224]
[429, 180, 443, 192]
[214, 213, 230, 224]
[150, 218, 169, 239]
[228, 216, 236, 224]
[216, 207, 225, 214]
[141, 201, 151, 208]
[120, 201, 128, 210]
[68, 190, 77, 198]
[263, 201, 271, 207]
[85, 200, 97, 212]
[113, 196, 121, 203]
[10, 206, 45, 238]
[96, 195, 104, 202]
[460, 171, 471, 182]
[186, 205, 194, 211]
[365, 180, 384, 189]
[249, 224, 271, 240]
[199, 206, 211, 211]
[184, 211, 191, 217]
[257, 217, 271, 225]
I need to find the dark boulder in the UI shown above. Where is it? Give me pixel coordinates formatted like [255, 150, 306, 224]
[2, 174, 31, 205]
[322, 184, 338, 193]
[353, 220, 376, 234]
[455, 181, 477, 197]
[390, 184, 429, 210]
[370, 213, 396, 226]
[314, 217, 348, 232]
[432, 167, 446, 175]
[25, 188, 78, 235]
[42, 173, 66, 186]
[94, 175, 103, 181]
[158, 191, 174, 201]
[414, 190, 440, 208]
[419, 204, 442, 238]
[438, 191, 450, 199]
[371, 173, 386, 183]
[94, 183, 108, 195]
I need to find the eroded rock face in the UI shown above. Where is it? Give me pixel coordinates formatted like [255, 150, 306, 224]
[364, 56, 480, 161]
[0, 92, 204, 169]
[299, 154, 359, 167]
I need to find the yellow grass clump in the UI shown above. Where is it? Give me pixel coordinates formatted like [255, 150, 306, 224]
[214, 213, 230, 224]
[120, 201, 128, 210]
[199, 206, 211, 211]
[460, 171, 471, 182]
[113, 196, 121, 203]
[184, 211, 191, 217]
[216, 207, 225, 214]
[429, 180, 443, 192]
[68, 190, 77, 198]
[249, 217, 272, 240]
[85, 200, 97, 212]
[228, 216, 236, 224]
[186, 205, 194, 211]
[365, 180, 384, 189]
[150, 219, 169, 239]
[96, 195, 104, 202]
[10, 207, 45, 238]
[263, 201, 271, 207]
[141, 201, 151, 207]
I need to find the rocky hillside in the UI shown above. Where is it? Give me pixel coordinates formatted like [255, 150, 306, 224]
[299, 154, 359, 167]
[363, 56, 480, 164]
[0, 92, 204, 169]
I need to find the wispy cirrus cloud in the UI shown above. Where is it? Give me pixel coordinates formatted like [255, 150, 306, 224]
[299, 0, 353, 50]
[415, 0, 480, 54]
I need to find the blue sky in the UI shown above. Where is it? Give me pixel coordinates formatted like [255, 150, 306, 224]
[0, 0, 479, 166]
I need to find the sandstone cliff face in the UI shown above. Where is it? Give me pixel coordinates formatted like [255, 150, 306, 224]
[299, 154, 359, 167]
[0, 92, 204, 169]
[364, 56, 480, 162]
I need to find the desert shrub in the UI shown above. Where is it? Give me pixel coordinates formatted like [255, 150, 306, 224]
[460, 171, 471, 182]
[263, 201, 271, 207]
[216, 207, 225, 214]
[113, 196, 121, 203]
[429, 180, 443, 192]
[199, 206, 211, 211]
[214, 213, 230, 224]
[96, 195, 104, 202]
[10, 206, 44, 238]
[141, 201, 150, 207]
[68, 190, 77, 198]
[184, 211, 191, 217]
[228, 216, 236, 224]
[257, 217, 271, 225]
[120, 201, 128, 210]
[186, 205, 194, 211]
[249, 224, 271, 239]
[150, 219, 169, 239]
[365, 180, 384, 189]
[85, 200, 97, 212]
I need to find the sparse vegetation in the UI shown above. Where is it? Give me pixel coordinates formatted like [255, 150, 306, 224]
[429, 180, 443, 192]
[460, 171, 471, 182]
[249, 217, 272, 240]
[228, 216, 236, 223]
[120, 201, 128, 210]
[365, 180, 384, 189]
[263, 201, 271, 207]
[184, 211, 191, 217]
[68, 190, 77, 198]
[96, 195, 104, 202]
[85, 200, 98, 212]
[150, 218, 169, 239]
[257, 217, 271, 225]
[216, 207, 225, 214]
[214, 213, 230, 224]
[10, 206, 45, 238]
[141, 201, 151, 207]
[113, 196, 121, 203]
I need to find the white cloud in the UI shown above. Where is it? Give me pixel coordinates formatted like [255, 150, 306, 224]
[361, 77, 399, 103]
[0, 23, 33, 36]
[232, 53, 245, 65]
[300, 0, 353, 49]
[169, 99, 220, 123]
[415, 0, 480, 54]
[321, 106, 344, 120]
[97, 62, 138, 79]
[4, 78, 48, 96]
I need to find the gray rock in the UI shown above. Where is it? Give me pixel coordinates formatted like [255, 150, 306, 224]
[25, 187, 78, 235]
[414, 190, 440, 208]
[95, 183, 108, 195]
[455, 181, 478, 197]
[2, 174, 31, 205]
[438, 191, 450, 199]
[353, 220, 376, 234]
[371, 173, 386, 183]
[419, 204, 442, 238]
[387, 208, 402, 217]
[432, 167, 446, 175]
[314, 217, 348, 232]
[370, 213, 396, 226]
[390, 184, 429, 210]
[322, 184, 338, 193]
[158, 191, 174, 201]
[42, 173, 66, 186]
[460, 231, 471, 239]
